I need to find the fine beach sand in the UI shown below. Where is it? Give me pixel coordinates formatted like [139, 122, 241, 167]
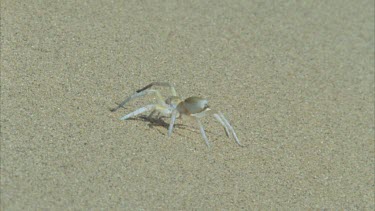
[1, 0, 374, 209]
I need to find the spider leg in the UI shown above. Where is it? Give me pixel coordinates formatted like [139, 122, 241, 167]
[148, 109, 164, 121]
[111, 89, 165, 112]
[136, 82, 177, 96]
[217, 112, 242, 146]
[120, 104, 156, 120]
[147, 110, 157, 119]
[168, 109, 178, 137]
[213, 113, 231, 138]
[196, 118, 210, 147]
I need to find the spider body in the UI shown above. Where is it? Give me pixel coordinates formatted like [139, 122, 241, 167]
[111, 82, 241, 147]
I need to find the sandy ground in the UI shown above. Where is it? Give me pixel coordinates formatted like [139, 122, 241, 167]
[1, 0, 374, 209]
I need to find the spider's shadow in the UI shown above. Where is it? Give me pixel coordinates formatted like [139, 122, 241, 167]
[110, 106, 218, 138]
[126, 115, 220, 139]
[126, 115, 191, 132]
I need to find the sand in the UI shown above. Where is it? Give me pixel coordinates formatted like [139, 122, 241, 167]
[1, 0, 374, 209]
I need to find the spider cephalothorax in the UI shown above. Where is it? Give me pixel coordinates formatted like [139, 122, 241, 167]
[111, 82, 241, 147]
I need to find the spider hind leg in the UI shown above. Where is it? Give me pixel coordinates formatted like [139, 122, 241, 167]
[111, 89, 165, 112]
[120, 104, 156, 120]
[136, 82, 177, 96]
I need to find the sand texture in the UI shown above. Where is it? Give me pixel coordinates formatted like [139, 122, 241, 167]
[1, 0, 374, 209]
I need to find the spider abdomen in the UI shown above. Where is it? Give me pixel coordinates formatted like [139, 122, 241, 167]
[178, 96, 210, 116]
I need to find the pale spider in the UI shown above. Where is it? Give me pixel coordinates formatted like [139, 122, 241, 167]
[111, 82, 241, 147]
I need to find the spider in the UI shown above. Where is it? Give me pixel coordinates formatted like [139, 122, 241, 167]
[111, 82, 242, 147]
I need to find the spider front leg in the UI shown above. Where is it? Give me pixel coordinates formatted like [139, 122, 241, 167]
[214, 112, 242, 146]
[196, 118, 211, 147]
[213, 114, 231, 138]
